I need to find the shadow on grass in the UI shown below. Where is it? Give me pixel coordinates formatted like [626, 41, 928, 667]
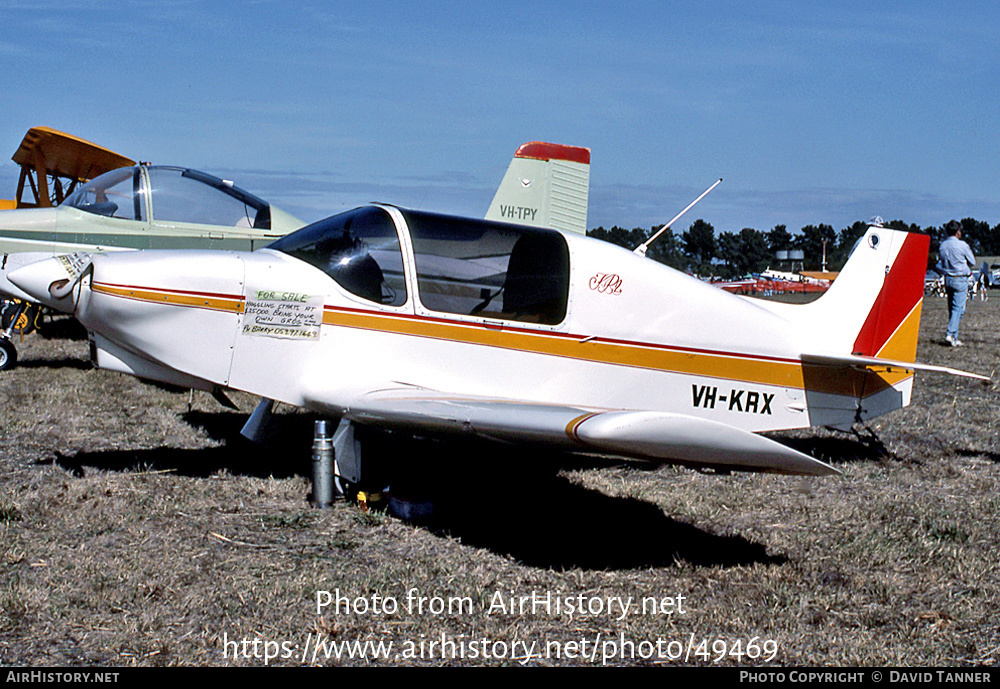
[16, 357, 92, 370]
[43, 412, 784, 571]
[37, 316, 89, 341]
[424, 475, 784, 571]
[46, 410, 317, 479]
[384, 442, 784, 570]
[771, 431, 891, 466]
[957, 448, 1000, 463]
[13, 317, 90, 369]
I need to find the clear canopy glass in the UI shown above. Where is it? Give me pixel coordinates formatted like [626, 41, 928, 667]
[63, 166, 273, 229]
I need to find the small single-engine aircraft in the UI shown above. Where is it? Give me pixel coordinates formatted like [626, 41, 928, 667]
[10, 204, 988, 485]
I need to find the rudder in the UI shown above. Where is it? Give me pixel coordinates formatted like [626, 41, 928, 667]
[850, 230, 929, 362]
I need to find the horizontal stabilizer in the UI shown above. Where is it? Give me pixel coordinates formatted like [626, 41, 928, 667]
[802, 353, 990, 382]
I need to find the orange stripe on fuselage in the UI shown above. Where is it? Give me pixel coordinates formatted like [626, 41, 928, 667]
[88, 282, 911, 399]
[92, 282, 245, 313]
[321, 306, 910, 398]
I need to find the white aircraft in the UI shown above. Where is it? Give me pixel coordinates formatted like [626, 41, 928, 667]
[9, 201, 987, 489]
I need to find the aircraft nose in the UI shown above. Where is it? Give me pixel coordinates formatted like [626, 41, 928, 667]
[8, 254, 90, 312]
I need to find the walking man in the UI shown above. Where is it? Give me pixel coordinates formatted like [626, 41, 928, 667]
[936, 220, 976, 346]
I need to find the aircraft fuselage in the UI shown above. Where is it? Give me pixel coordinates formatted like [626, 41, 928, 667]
[40, 204, 920, 438]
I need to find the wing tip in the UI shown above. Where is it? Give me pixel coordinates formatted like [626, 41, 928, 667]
[573, 411, 844, 477]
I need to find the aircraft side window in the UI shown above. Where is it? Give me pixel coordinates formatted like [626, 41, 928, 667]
[62, 167, 142, 220]
[146, 167, 264, 228]
[502, 233, 570, 324]
[268, 207, 407, 307]
[402, 209, 570, 325]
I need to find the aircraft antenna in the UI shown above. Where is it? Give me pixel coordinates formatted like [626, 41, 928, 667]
[634, 178, 722, 256]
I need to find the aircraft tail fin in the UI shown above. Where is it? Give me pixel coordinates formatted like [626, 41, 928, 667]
[748, 227, 934, 428]
[844, 227, 928, 362]
[485, 142, 590, 234]
[799, 227, 930, 363]
[772, 227, 989, 428]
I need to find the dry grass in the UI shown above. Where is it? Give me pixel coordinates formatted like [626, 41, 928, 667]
[0, 297, 998, 667]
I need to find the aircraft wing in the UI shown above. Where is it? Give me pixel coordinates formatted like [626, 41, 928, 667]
[321, 386, 840, 476]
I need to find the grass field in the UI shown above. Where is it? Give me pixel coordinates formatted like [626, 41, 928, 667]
[0, 294, 997, 667]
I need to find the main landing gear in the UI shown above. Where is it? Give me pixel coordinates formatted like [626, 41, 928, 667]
[240, 399, 412, 514]
[0, 298, 41, 371]
[314, 417, 381, 506]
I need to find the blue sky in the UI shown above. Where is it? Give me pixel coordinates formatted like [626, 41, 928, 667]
[2, 1, 998, 235]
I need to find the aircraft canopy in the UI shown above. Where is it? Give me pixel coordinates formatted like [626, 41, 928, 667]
[270, 206, 571, 325]
[63, 165, 275, 230]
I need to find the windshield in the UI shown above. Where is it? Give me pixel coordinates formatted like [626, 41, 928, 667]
[146, 167, 271, 229]
[269, 206, 407, 306]
[63, 166, 144, 220]
[62, 165, 273, 230]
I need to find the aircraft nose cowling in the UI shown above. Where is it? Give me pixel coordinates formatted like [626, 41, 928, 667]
[72, 250, 248, 388]
[8, 253, 91, 312]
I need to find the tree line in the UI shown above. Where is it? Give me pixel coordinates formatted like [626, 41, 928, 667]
[587, 218, 999, 276]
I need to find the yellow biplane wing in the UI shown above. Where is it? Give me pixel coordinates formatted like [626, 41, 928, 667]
[8, 126, 134, 208]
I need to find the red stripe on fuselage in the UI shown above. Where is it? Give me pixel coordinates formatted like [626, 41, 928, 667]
[93, 281, 244, 302]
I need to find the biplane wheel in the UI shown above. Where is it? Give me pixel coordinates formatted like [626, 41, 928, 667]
[0, 339, 16, 371]
[0, 301, 13, 330]
[1, 300, 40, 335]
[13, 304, 41, 335]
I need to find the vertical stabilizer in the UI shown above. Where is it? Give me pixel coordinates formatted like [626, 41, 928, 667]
[848, 230, 928, 362]
[779, 227, 931, 427]
[768, 227, 930, 363]
[486, 142, 590, 234]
